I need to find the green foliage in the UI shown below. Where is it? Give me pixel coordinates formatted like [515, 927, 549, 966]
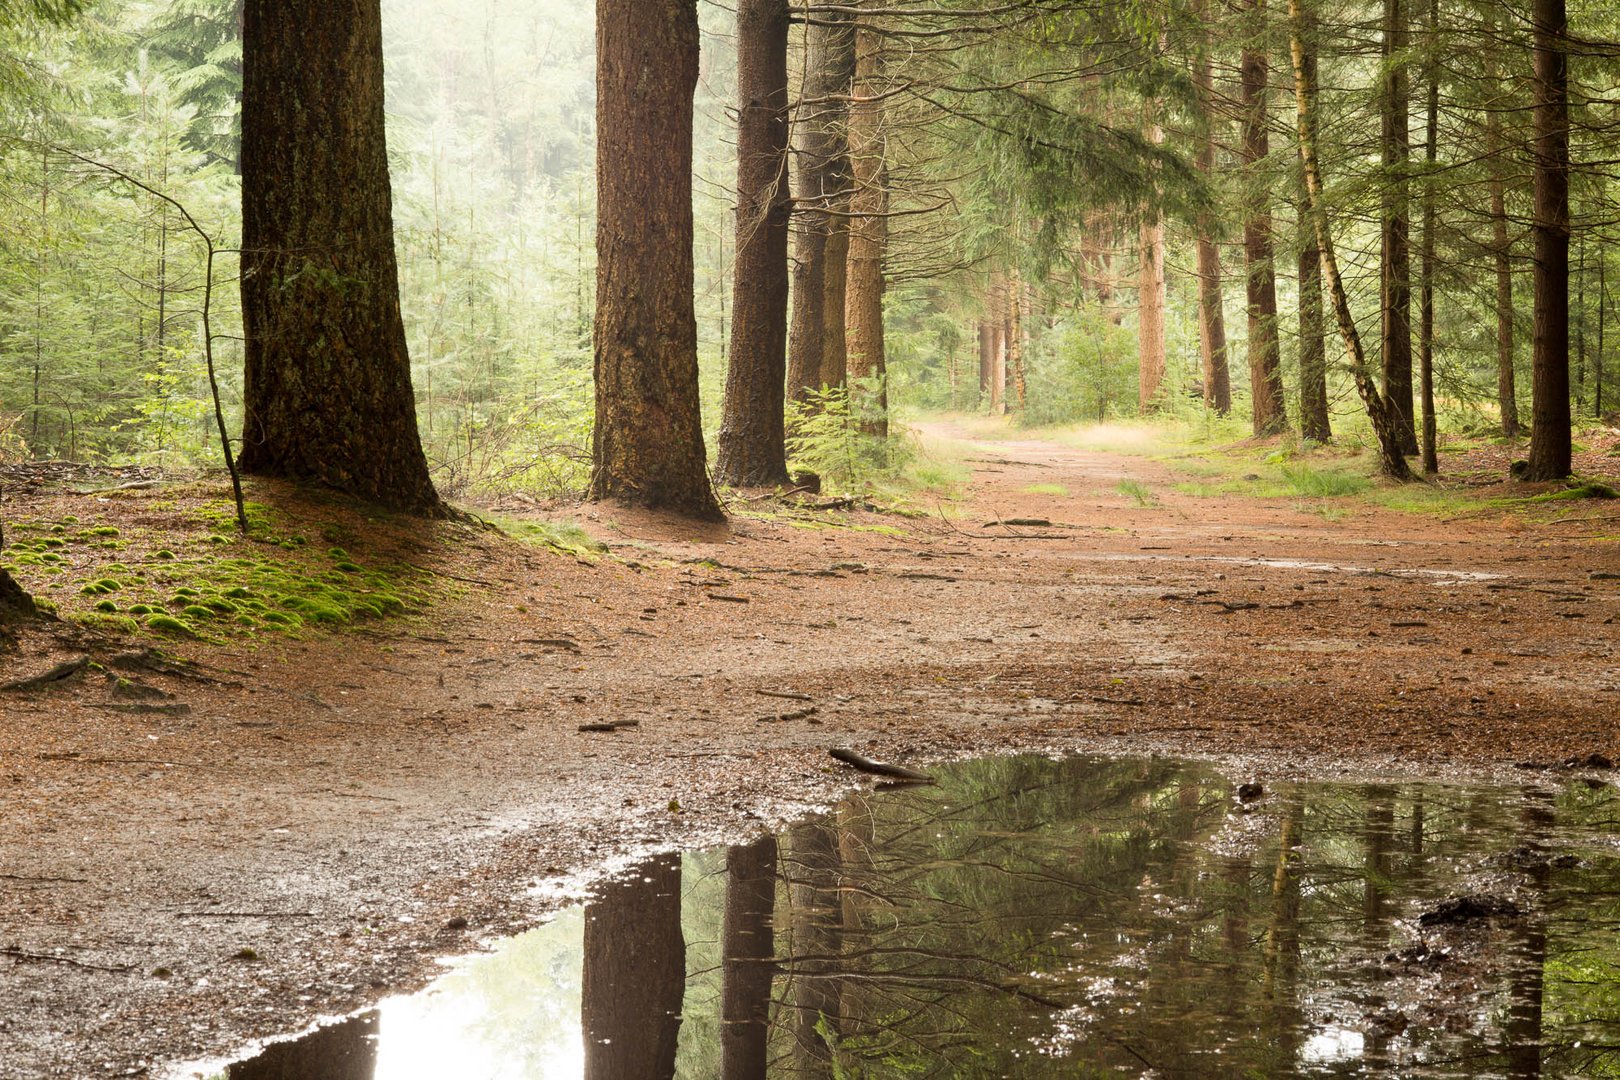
[786, 385, 911, 494]
[1279, 464, 1370, 498]
[1115, 479, 1157, 507]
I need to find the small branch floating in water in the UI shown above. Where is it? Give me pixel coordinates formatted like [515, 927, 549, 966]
[830, 748, 935, 784]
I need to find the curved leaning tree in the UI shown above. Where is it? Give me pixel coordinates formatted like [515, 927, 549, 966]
[237, 0, 442, 515]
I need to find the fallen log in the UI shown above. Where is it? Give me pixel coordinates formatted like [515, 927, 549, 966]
[829, 747, 935, 784]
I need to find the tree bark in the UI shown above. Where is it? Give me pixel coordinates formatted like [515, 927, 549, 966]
[238, 0, 440, 514]
[977, 319, 992, 401]
[1241, 5, 1288, 436]
[1010, 268, 1027, 412]
[817, 24, 858, 395]
[1298, 198, 1331, 443]
[590, 0, 722, 517]
[1138, 217, 1167, 411]
[786, 9, 853, 402]
[582, 853, 685, 1079]
[1417, 0, 1439, 474]
[844, 21, 888, 439]
[1489, 106, 1520, 438]
[721, 836, 778, 1080]
[988, 276, 1006, 415]
[229, 1013, 378, 1080]
[1525, 0, 1571, 480]
[789, 819, 841, 1074]
[716, 0, 792, 487]
[1380, 0, 1417, 454]
[1289, 0, 1414, 480]
[1192, 10, 1232, 416]
[0, 568, 36, 624]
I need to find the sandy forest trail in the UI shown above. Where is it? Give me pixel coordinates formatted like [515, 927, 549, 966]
[2, 423, 1617, 1077]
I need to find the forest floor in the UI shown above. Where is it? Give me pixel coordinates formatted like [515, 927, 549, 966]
[1, 419, 1618, 1078]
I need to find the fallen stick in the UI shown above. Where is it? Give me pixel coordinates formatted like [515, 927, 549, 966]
[829, 748, 935, 784]
[756, 689, 812, 701]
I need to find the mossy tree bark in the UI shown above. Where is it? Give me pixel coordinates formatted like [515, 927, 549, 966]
[238, 0, 440, 515]
[786, 9, 854, 404]
[590, 0, 722, 517]
[716, 0, 792, 487]
[844, 21, 888, 439]
[1241, 3, 1289, 437]
[1290, 0, 1414, 480]
[1525, 0, 1572, 481]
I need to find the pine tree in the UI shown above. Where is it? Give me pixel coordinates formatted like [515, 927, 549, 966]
[238, 0, 441, 513]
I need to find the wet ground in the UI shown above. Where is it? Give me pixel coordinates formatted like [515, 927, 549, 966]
[1, 422, 1617, 1076]
[184, 754, 1620, 1079]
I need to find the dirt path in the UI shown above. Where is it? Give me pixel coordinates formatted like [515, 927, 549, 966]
[2, 424, 1616, 1077]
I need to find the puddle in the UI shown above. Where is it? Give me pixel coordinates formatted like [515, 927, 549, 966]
[176, 755, 1620, 1078]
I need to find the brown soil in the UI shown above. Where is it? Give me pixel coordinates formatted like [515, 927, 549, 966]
[1, 422, 1617, 1078]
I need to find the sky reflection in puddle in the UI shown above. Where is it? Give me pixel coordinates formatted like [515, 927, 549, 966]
[198, 755, 1620, 1079]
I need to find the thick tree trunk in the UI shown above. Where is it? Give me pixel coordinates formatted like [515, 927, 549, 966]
[0, 567, 36, 623]
[1525, 0, 1571, 480]
[1380, 0, 1417, 454]
[1241, 9, 1288, 436]
[238, 0, 440, 514]
[720, 836, 778, 1080]
[716, 0, 792, 487]
[1289, 0, 1414, 480]
[1417, 0, 1439, 474]
[817, 25, 858, 395]
[844, 22, 888, 439]
[1138, 217, 1167, 411]
[786, 10, 854, 402]
[1191, 0, 1232, 416]
[582, 853, 685, 1080]
[590, 0, 722, 517]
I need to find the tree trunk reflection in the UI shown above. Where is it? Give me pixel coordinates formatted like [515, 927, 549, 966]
[582, 852, 684, 1080]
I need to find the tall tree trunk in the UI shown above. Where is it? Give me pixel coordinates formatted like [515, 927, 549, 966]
[1138, 217, 1167, 411]
[590, 0, 722, 517]
[786, 9, 853, 402]
[716, 0, 792, 487]
[1241, 6, 1288, 436]
[582, 853, 685, 1079]
[1298, 194, 1331, 442]
[1525, 0, 1571, 480]
[1417, 0, 1439, 474]
[977, 319, 992, 401]
[1010, 268, 1027, 412]
[988, 276, 1006, 415]
[844, 21, 888, 439]
[1380, 0, 1417, 453]
[721, 837, 778, 1080]
[1295, 19, 1330, 442]
[817, 23, 858, 395]
[1289, 0, 1414, 480]
[1489, 100, 1520, 438]
[238, 0, 440, 514]
[1192, 9, 1232, 416]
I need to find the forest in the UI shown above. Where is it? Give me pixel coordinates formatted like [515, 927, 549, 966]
[0, 0, 1618, 1077]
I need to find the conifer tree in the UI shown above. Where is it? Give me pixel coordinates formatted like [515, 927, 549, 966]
[238, 0, 441, 513]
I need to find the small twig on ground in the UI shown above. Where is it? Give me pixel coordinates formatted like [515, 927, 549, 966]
[0, 948, 133, 973]
[756, 689, 813, 701]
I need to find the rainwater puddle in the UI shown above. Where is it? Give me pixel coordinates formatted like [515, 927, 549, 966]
[179, 755, 1620, 1078]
